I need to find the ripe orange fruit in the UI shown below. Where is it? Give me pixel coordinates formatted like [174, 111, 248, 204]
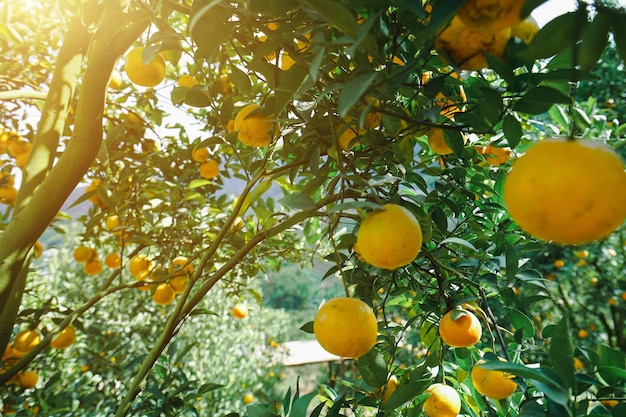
[169, 275, 188, 294]
[105, 215, 120, 231]
[234, 104, 277, 147]
[435, 16, 511, 70]
[12, 330, 41, 354]
[0, 186, 18, 205]
[578, 329, 589, 339]
[336, 124, 360, 151]
[423, 383, 461, 417]
[199, 159, 220, 179]
[33, 241, 43, 258]
[458, 0, 524, 32]
[439, 310, 482, 348]
[313, 297, 378, 358]
[84, 260, 103, 275]
[85, 180, 102, 206]
[356, 204, 423, 270]
[105, 253, 121, 269]
[576, 250, 589, 258]
[192, 147, 210, 163]
[73, 246, 96, 263]
[427, 128, 467, 155]
[243, 393, 254, 404]
[124, 47, 166, 87]
[553, 259, 565, 268]
[279, 51, 296, 70]
[129, 254, 153, 277]
[378, 375, 399, 403]
[50, 326, 76, 349]
[477, 145, 512, 166]
[471, 359, 517, 399]
[152, 283, 176, 306]
[503, 138, 626, 245]
[231, 303, 248, 319]
[17, 370, 39, 389]
[177, 74, 198, 88]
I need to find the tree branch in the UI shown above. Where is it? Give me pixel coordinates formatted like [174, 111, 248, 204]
[0, 90, 48, 101]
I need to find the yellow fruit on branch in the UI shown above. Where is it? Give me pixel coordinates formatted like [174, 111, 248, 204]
[458, 0, 525, 32]
[243, 393, 254, 404]
[105, 215, 120, 231]
[439, 309, 482, 348]
[471, 358, 517, 399]
[234, 104, 277, 147]
[84, 259, 103, 275]
[124, 47, 166, 88]
[129, 254, 153, 278]
[192, 147, 210, 163]
[377, 375, 399, 403]
[503, 138, 626, 245]
[50, 326, 76, 349]
[104, 253, 121, 269]
[12, 330, 41, 354]
[199, 159, 220, 179]
[336, 124, 360, 151]
[313, 297, 378, 358]
[152, 283, 176, 305]
[423, 383, 461, 417]
[477, 145, 512, 166]
[435, 16, 511, 70]
[177, 74, 198, 88]
[17, 370, 39, 389]
[427, 128, 467, 155]
[356, 204, 423, 270]
[231, 303, 249, 319]
[73, 246, 96, 263]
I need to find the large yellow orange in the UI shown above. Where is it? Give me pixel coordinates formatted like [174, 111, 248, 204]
[435, 16, 511, 70]
[234, 104, 277, 147]
[152, 283, 176, 306]
[356, 204, 423, 270]
[503, 138, 626, 245]
[471, 358, 517, 399]
[423, 383, 461, 417]
[313, 297, 378, 358]
[129, 254, 153, 278]
[50, 326, 76, 350]
[457, 0, 525, 32]
[124, 47, 166, 88]
[17, 370, 39, 389]
[439, 310, 482, 348]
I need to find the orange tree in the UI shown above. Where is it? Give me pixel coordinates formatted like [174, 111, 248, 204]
[1, 0, 626, 416]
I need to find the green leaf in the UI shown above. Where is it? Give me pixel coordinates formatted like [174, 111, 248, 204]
[519, 12, 579, 61]
[229, 66, 252, 95]
[185, 88, 212, 108]
[439, 237, 477, 252]
[579, 10, 610, 71]
[383, 380, 431, 410]
[189, 1, 235, 60]
[338, 72, 378, 118]
[549, 316, 576, 391]
[197, 382, 224, 394]
[598, 344, 626, 385]
[290, 392, 318, 417]
[245, 405, 279, 417]
[357, 349, 388, 388]
[300, 321, 314, 333]
[327, 200, 383, 213]
[280, 193, 317, 210]
[509, 309, 535, 339]
[514, 86, 571, 115]
[443, 129, 465, 157]
[502, 114, 522, 148]
[275, 66, 309, 117]
[505, 242, 518, 279]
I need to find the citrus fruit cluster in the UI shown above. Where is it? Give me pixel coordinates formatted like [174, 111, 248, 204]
[73, 245, 103, 275]
[191, 146, 220, 179]
[0, 125, 31, 205]
[434, 0, 538, 70]
[129, 254, 194, 305]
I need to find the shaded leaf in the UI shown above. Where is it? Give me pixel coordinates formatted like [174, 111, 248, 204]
[357, 349, 388, 388]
